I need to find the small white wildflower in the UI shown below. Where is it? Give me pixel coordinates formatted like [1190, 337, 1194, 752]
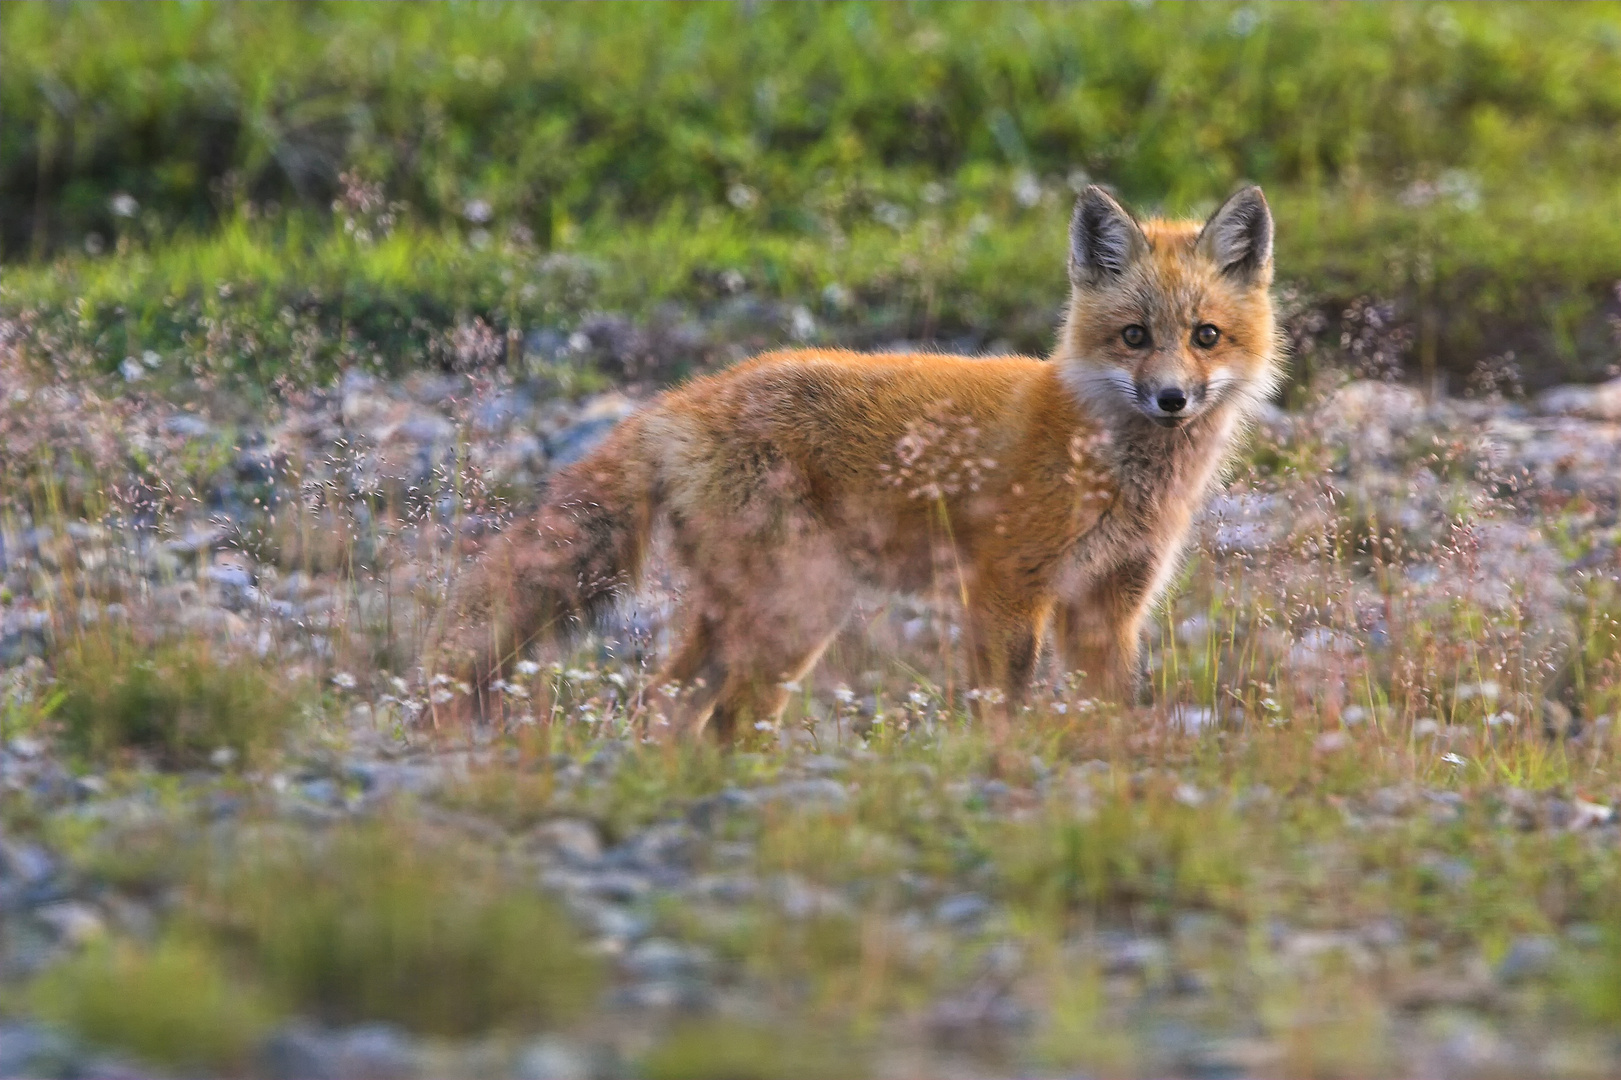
[754, 720, 774, 731]
[331, 672, 357, 691]
[500, 682, 531, 700]
[119, 357, 145, 382]
[833, 685, 855, 705]
[430, 688, 454, 705]
[430, 673, 453, 687]
[515, 659, 541, 677]
[109, 193, 139, 218]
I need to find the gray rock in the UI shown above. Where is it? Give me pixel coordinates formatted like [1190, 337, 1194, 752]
[335, 1024, 418, 1080]
[206, 564, 255, 590]
[612, 978, 714, 1012]
[686, 787, 756, 829]
[1497, 934, 1559, 983]
[928, 986, 1031, 1038]
[33, 900, 105, 945]
[622, 937, 714, 981]
[569, 899, 648, 942]
[754, 778, 848, 808]
[934, 892, 992, 928]
[799, 754, 849, 776]
[549, 868, 649, 904]
[545, 395, 636, 468]
[514, 1037, 591, 1080]
[1170, 704, 1217, 734]
[532, 817, 604, 865]
[262, 1024, 341, 1080]
[162, 413, 215, 439]
[547, 417, 622, 469]
[1536, 377, 1621, 420]
[684, 873, 760, 905]
[1103, 934, 1170, 976]
[770, 874, 850, 920]
[0, 839, 60, 911]
[300, 777, 344, 806]
[0, 1021, 80, 1079]
[394, 414, 454, 445]
[1423, 1010, 1511, 1076]
[344, 761, 442, 798]
[607, 822, 697, 875]
[262, 1022, 419, 1080]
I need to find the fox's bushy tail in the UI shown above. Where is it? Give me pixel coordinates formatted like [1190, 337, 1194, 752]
[441, 415, 655, 693]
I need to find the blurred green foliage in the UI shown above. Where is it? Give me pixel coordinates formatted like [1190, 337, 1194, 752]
[4, 1, 1621, 385]
[25, 934, 272, 1074]
[199, 821, 602, 1036]
[54, 632, 306, 769]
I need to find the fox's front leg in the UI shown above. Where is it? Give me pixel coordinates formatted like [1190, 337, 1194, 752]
[966, 588, 1053, 709]
[1055, 557, 1158, 703]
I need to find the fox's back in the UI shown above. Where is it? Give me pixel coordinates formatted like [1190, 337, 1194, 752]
[633, 348, 1111, 593]
[652, 348, 1073, 476]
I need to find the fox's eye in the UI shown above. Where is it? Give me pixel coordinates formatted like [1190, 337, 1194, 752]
[1121, 325, 1149, 348]
[1193, 324, 1220, 348]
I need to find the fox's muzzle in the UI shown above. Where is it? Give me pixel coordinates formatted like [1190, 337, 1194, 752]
[1136, 380, 1206, 425]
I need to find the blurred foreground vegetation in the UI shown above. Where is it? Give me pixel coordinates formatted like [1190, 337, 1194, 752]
[5, 1, 1621, 390]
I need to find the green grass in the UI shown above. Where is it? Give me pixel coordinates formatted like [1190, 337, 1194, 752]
[194, 819, 602, 1036]
[24, 934, 273, 1074]
[642, 1019, 868, 1080]
[53, 632, 307, 769]
[6, 2, 1621, 387]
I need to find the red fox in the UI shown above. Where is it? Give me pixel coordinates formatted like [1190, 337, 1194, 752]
[448, 186, 1280, 737]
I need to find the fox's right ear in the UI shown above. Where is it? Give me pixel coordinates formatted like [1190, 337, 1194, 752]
[1197, 185, 1273, 284]
[1069, 186, 1148, 286]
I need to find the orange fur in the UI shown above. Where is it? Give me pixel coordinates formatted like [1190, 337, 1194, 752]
[447, 186, 1280, 735]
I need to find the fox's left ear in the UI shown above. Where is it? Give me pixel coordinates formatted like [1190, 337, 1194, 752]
[1197, 186, 1273, 284]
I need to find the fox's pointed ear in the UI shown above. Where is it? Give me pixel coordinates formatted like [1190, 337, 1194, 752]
[1069, 186, 1148, 286]
[1197, 185, 1273, 284]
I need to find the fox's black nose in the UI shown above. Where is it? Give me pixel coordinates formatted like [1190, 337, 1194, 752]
[1156, 387, 1188, 413]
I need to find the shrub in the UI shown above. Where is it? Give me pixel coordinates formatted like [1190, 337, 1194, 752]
[53, 633, 305, 769]
[25, 935, 272, 1074]
[198, 820, 601, 1035]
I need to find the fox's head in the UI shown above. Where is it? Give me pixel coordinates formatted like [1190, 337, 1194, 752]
[1056, 185, 1280, 430]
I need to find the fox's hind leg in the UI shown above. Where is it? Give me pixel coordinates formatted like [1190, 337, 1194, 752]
[658, 533, 855, 742]
[654, 615, 730, 736]
[705, 625, 843, 742]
